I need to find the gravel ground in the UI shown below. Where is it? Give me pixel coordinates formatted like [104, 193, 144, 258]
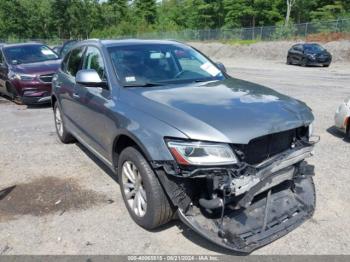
[0, 59, 350, 255]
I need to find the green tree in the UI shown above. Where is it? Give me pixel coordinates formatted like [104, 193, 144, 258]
[133, 0, 157, 25]
[311, 0, 348, 20]
[224, 0, 282, 28]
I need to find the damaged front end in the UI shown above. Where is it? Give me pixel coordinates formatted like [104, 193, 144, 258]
[152, 127, 318, 254]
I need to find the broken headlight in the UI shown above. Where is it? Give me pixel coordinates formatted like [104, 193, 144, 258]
[167, 140, 238, 166]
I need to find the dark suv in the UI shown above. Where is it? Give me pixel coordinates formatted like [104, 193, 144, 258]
[52, 39, 317, 253]
[0, 43, 61, 104]
[287, 43, 332, 67]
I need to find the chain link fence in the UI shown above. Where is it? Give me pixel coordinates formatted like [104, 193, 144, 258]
[1, 18, 349, 45]
[130, 18, 350, 42]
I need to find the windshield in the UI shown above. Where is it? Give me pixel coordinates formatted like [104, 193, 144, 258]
[108, 44, 225, 86]
[3, 44, 59, 64]
[304, 44, 325, 53]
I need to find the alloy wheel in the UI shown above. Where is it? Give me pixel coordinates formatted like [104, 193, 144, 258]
[55, 107, 64, 137]
[122, 161, 147, 217]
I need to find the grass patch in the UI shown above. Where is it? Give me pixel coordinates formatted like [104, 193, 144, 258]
[220, 39, 260, 45]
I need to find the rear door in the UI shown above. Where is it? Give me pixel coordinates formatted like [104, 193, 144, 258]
[72, 46, 113, 159]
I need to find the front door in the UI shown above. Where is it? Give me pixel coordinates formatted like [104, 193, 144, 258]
[73, 46, 113, 160]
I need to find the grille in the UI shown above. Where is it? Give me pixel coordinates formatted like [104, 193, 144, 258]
[235, 127, 308, 165]
[39, 73, 54, 83]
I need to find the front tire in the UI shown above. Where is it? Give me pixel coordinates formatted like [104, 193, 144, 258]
[6, 82, 22, 104]
[301, 58, 308, 67]
[54, 102, 75, 143]
[118, 147, 174, 229]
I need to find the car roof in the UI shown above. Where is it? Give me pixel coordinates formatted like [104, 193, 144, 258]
[302, 43, 322, 47]
[292, 42, 322, 48]
[78, 39, 185, 48]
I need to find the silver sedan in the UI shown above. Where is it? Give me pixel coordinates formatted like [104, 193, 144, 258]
[335, 97, 350, 138]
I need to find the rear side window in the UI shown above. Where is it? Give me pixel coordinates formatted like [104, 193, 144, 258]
[83, 46, 105, 80]
[66, 47, 85, 77]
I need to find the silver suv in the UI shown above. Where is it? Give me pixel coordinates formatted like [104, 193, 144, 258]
[52, 39, 317, 253]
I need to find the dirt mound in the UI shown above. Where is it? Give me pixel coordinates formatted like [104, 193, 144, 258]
[189, 40, 350, 62]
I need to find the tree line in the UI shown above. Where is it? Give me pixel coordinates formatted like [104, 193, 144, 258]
[0, 0, 349, 40]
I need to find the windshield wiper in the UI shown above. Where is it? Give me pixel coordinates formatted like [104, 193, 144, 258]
[123, 82, 164, 88]
[194, 79, 216, 83]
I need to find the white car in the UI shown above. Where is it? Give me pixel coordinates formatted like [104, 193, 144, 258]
[335, 97, 350, 138]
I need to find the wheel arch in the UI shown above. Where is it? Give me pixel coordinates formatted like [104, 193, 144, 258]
[51, 94, 57, 109]
[345, 116, 350, 135]
[112, 132, 153, 169]
[5, 81, 18, 96]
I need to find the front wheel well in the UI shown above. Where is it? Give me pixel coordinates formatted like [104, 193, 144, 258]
[51, 95, 57, 109]
[113, 135, 146, 168]
[346, 117, 350, 135]
[6, 81, 17, 95]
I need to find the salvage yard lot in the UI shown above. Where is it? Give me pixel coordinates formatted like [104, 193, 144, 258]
[0, 59, 350, 255]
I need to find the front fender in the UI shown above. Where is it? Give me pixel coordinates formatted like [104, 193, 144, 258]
[107, 101, 189, 163]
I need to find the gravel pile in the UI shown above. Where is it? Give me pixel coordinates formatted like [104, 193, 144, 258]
[189, 40, 350, 62]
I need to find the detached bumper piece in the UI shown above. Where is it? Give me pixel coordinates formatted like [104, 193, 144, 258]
[179, 175, 315, 253]
[155, 143, 316, 254]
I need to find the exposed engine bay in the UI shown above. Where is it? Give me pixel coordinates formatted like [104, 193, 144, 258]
[152, 127, 318, 253]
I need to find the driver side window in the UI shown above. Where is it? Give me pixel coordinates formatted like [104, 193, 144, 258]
[83, 47, 105, 80]
[66, 47, 85, 77]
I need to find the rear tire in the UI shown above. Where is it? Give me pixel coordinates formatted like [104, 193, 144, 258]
[118, 147, 174, 230]
[323, 64, 330, 67]
[54, 102, 75, 143]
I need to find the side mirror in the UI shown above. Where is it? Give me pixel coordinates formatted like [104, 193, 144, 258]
[216, 62, 226, 73]
[76, 69, 107, 88]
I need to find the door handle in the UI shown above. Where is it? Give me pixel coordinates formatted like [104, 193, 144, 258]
[73, 92, 80, 99]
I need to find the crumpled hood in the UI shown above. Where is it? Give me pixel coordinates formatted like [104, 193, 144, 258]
[11, 59, 61, 75]
[122, 78, 314, 144]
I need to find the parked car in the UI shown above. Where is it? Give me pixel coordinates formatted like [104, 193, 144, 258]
[52, 39, 317, 253]
[287, 43, 332, 67]
[0, 43, 61, 104]
[334, 97, 350, 138]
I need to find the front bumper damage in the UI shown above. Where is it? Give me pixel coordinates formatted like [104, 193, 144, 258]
[152, 140, 317, 254]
